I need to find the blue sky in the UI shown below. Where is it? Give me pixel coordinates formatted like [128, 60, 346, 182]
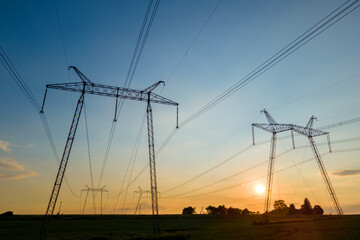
[0, 0, 359, 214]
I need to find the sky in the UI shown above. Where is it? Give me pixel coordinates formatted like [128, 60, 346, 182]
[0, 0, 359, 215]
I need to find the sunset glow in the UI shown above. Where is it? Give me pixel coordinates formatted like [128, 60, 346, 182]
[255, 185, 265, 194]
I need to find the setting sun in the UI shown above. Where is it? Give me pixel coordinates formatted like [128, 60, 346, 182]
[255, 185, 265, 194]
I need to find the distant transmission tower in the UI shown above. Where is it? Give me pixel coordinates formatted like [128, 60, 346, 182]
[81, 185, 108, 215]
[134, 186, 150, 215]
[252, 109, 294, 213]
[252, 110, 343, 215]
[291, 116, 343, 215]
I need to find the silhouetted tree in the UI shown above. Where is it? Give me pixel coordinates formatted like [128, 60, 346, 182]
[300, 198, 313, 214]
[274, 200, 288, 210]
[227, 207, 242, 215]
[205, 205, 254, 215]
[241, 208, 250, 215]
[288, 204, 298, 215]
[206, 205, 217, 215]
[217, 205, 227, 215]
[272, 200, 289, 215]
[313, 205, 324, 215]
[182, 206, 196, 215]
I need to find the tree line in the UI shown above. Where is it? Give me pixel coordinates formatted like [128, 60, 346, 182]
[271, 198, 324, 216]
[182, 205, 256, 215]
[182, 197, 324, 216]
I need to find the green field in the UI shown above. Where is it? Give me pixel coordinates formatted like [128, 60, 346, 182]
[1, 214, 360, 240]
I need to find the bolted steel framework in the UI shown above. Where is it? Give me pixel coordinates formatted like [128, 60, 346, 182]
[252, 109, 294, 213]
[39, 67, 178, 239]
[293, 116, 343, 215]
[134, 186, 151, 215]
[80, 185, 108, 215]
[253, 110, 343, 215]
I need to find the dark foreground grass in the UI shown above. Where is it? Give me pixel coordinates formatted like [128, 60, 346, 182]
[1, 214, 360, 240]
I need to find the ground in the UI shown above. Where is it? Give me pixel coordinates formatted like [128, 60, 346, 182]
[1, 214, 359, 240]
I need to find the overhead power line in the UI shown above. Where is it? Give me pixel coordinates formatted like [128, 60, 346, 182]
[179, 0, 360, 128]
[166, 0, 223, 83]
[97, 0, 161, 188]
[162, 145, 253, 194]
[112, 114, 146, 213]
[0, 46, 79, 198]
[129, 115, 360, 191]
[164, 147, 360, 199]
[162, 136, 360, 198]
[138, 1, 360, 181]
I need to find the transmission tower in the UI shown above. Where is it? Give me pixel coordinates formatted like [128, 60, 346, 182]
[291, 116, 343, 215]
[253, 110, 343, 215]
[134, 186, 150, 215]
[81, 185, 108, 215]
[252, 109, 295, 213]
[39, 66, 178, 239]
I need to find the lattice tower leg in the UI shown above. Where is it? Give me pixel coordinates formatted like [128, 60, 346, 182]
[135, 193, 142, 215]
[147, 100, 160, 234]
[82, 189, 89, 214]
[264, 133, 277, 213]
[308, 137, 343, 215]
[40, 91, 85, 240]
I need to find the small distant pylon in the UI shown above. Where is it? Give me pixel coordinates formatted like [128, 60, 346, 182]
[134, 186, 160, 215]
[199, 206, 204, 214]
[134, 187, 150, 215]
[81, 185, 108, 215]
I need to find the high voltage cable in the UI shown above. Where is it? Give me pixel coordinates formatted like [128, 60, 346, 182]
[179, 0, 360, 128]
[162, 145, 253, 194]
[129, 117, 360, 192]
[111, 114, 146, 213]
[119, 115, 146, 214]
[97, 0, 160, 188]
[292, 143, 308, 202]
[278, 139, 321, 206]
[113, 0, 219, 186]
[164, 148, 360, 199]
[127, 127, 177, 187]
[166, 0, 223, 83]
[83, 102, 96, 212]
[52, 0, 70, 67]
[270, 73, 360, 111]
[133, 1, 360, 184]
[162, 136, 360, 198]
[0, 46, 79, 198]
[0, 47, 41, 111]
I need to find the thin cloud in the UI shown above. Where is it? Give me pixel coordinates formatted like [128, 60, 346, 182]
[0, 170, 37, 180]
[0, 158, 37, 180]
[331, 169, 360, 176]
[0, 140, 11, 152]
[0, 158, 24, 171]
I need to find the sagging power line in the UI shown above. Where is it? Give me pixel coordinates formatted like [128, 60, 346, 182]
[147, 0, 360, 169]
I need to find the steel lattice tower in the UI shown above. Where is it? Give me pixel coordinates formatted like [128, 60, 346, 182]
[134, 186, 150, 215]
[252, 110, 294, 213]
[253, 110, 343, 215]
[39, 67, 178, 239]
[80, 185, 108, 215]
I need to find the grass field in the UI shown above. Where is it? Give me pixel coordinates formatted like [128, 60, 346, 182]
[1, 214, 360, 240]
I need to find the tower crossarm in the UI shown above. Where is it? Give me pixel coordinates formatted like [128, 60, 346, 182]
[46, 82, 178, 107]
[69, 66, 93, 84]
[291, 124, 329, 138]
[252, 123, 293, 134]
